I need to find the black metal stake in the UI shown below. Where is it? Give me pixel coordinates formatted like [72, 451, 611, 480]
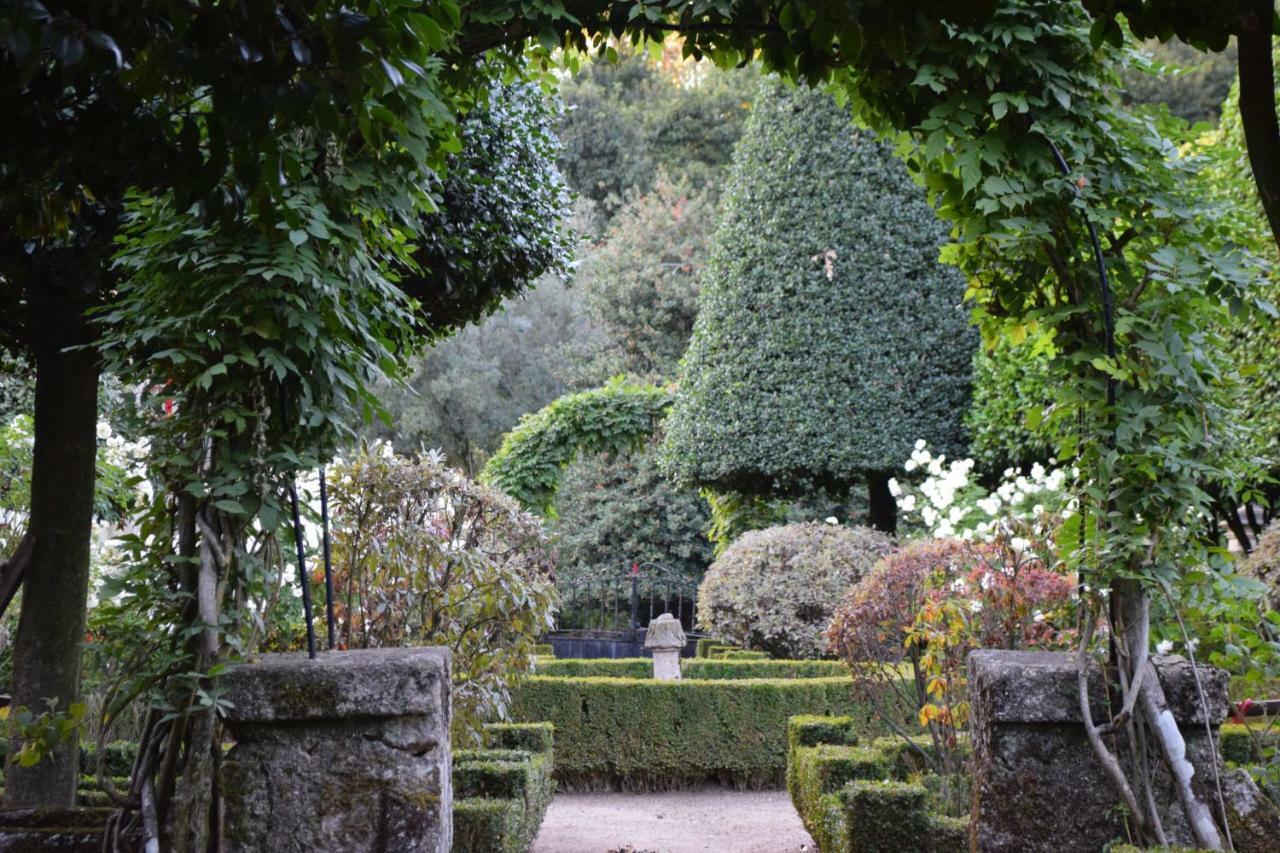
[287, 478, 317, 660]
[319, 467, 336, 650]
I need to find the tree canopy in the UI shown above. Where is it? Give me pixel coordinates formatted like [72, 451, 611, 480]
[662, 78, 974, 530]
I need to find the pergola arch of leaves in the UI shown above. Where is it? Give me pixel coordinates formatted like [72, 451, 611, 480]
[480, 380, 672, 515]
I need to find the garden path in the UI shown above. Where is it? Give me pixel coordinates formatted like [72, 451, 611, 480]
[530, 787, 815, 853]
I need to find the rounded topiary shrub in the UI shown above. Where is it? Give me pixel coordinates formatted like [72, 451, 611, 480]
[696, 522, 893, 659]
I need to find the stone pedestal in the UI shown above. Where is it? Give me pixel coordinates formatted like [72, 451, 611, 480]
[969, 650, 1228, 853]
[221, 648, 452, 853]
[645, 613, 686, 681]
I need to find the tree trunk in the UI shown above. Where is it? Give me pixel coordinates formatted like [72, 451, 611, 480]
[1237, 0, 1280, 250]
[6, 287, 100, 807]
[866, 471, 898, 535]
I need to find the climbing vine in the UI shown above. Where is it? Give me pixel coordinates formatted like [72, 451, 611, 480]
[481, 379, 671, 514]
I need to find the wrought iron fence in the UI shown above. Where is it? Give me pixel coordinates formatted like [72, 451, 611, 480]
[554, 561, 701, 635]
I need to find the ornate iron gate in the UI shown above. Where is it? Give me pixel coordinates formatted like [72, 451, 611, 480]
[548, 561, 705, 658]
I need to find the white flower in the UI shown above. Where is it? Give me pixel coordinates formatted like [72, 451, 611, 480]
[1032, 610, 1046, 624]
[1156, 640, 1174, 655]
[977, 496, 1002, 516]
[96, 421, 112, 440]
[922, 506, 938, 528]
[969, 599, 983, 614]
[1186, 638, 1200, 654]
[935, 521, 955, 539]
[824, 516, 839, 526]
[904, 459, 918, 472]
[888, 478, 902, 498]
[898, 494, 917, 512]
[915, 439, 927, 451]
[1030, 462, 1046, 482]
[1009, 536, 1031, 553]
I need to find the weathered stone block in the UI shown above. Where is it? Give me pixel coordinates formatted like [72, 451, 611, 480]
[221, 648, 452, 853]
[0, 807, 112, 852]
[969, 650, 1229, 853]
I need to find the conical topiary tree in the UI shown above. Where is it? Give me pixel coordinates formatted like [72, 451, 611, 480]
[662, 79, 975, 533]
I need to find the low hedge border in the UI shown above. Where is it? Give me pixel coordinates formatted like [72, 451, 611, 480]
[534, 657, 850, 680]
[695, 638, 728, 658]
[787, 715, 967, 853]
[452, 722, 555, 853]
[509, 676, 905, 790]
[1220, 721, 1279, 766]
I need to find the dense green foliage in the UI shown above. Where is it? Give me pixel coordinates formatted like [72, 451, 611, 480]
[697, 522, 893, 659]
[326, 447, 556, 742]
[481, 380, 671, 514]
[964, 343, 1055, 475]
[7, 0, 1272, 829]
[452, 722, 555, 853]
[1203, 67, 1280, 478]
[510, 674, 904, 789]
[663, 79, 974, 497]
[404, 80, 572, 333]
[534, 657, 849, 679]
[787, 717, 968, 853]
[550, 443, 713, 584]
[556, 47, 755, 221]
[572, 176, 718, 382]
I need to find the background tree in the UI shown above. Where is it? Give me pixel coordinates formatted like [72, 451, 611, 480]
[556, 45, 755, 224]
[663, 79, 975, 534]
[551, 441, 714, 585]
[1120, 39, 1238, 125]
[574, 175, 717, 383]
[374, 275, 599, 475]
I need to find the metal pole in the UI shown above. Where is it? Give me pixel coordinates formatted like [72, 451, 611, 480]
[630, 573, 639, 631]
[319, 467, 336, 650]
[287, 479, 317, 659]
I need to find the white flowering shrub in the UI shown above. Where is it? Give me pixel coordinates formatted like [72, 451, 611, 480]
[891, 440, 1074, 542]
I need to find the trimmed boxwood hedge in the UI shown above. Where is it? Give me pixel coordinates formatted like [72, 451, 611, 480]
[1220, 721, 1280, 765]
[452, 722, 555, 853]
[787, 716, 967, 853]
[534, 657, 849, 680]
[508, 675, 903, 789]
[695, 637, 726, 658]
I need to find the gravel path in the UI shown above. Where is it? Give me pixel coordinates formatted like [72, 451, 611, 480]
[530, 788, 815, 853]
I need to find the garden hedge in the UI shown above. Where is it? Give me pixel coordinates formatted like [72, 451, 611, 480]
[787, 715, 967, 853]
[534, 657, 849, 680]
[508, 675, 904, 789]
[695, 638, 728, 657]
[662, 78, 974, 499]
[452, 722, 555, 853]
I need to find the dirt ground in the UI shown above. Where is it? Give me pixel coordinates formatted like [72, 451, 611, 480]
[530, 788, 816, 853]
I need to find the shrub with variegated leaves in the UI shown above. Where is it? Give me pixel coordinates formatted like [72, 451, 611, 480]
[327, 445, 557, 742]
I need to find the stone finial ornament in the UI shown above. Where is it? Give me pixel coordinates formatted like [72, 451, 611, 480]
[644, 613, 686, 680]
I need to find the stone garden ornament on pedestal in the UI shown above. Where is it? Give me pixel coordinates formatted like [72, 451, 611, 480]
[220, 647, 452, 853]
[645, 613, 686, 680]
